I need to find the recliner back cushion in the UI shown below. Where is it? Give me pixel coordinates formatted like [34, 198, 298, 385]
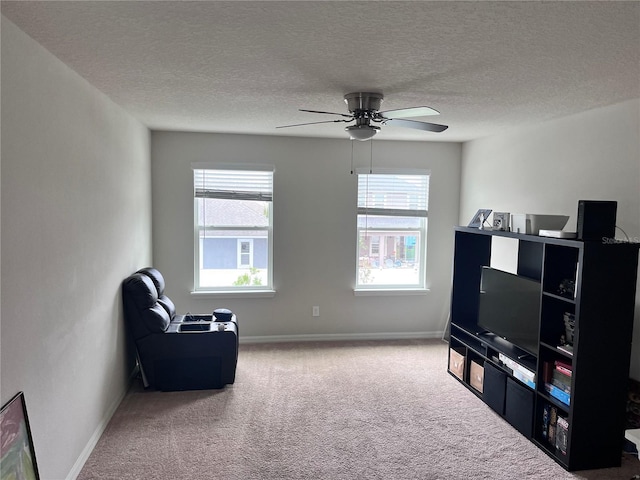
[137, 267, 166, 296]
[122, 273, 171, 339]
[141, 304, 171, 334]
[157, 295, 176, 319]
[137, 267, 176, 320]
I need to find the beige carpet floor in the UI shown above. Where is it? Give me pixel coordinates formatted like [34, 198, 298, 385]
[78, 339, 640, 480]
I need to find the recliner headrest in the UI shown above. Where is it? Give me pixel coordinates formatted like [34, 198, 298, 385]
[137, 267, 166, 296]
[123, 273, 158, 308]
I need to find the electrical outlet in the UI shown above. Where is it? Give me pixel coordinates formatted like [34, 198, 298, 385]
[312, 306, 320, 317]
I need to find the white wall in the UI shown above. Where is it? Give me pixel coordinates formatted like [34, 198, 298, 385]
[1, 16, 152, 480]
[460, 99, 640, 379]
[151, 132, 461, 339]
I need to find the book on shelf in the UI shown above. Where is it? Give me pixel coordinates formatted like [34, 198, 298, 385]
[556, 416, 569, 455]
[552, 368, 571, 388]
[554, 359, 572, 374]
[546, 383, 571, 406]
[498, 353, 536, 389]
[557, 344, 574, 356]
[542, 404, 550, 441]
[542, 361, 552, 384]
[551, 377, 571, 395]
[548, 406, 558, 446]
[543, 360, 572, 385]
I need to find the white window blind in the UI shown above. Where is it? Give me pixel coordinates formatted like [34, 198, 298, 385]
[357, 174, 429, 217]
[194, 169, 273, 201]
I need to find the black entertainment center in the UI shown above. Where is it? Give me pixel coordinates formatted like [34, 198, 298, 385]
[447, 226, 639, 471]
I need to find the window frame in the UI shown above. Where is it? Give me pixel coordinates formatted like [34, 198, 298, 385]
[355, 169, 430, 293]
[192, 164, 274, 294]
[237, 238, 253, 268]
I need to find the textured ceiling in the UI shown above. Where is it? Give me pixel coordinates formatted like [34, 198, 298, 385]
[2, 1, 639, 142]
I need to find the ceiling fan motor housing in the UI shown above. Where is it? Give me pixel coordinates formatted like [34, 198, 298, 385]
[344, 92, 383, 115]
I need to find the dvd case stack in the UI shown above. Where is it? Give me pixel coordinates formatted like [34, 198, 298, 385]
[541, 403, 569, 455]
[542, 404, 558, 446]
[556, 416, 569, 455]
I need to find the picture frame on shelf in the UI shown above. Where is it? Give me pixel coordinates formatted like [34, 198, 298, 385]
[468, 209, 492, 228]
[493, 212, 510, 231]
[0, 391, 40, 480]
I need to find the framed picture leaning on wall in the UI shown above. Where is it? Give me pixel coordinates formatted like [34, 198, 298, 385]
[1, 391, 40, 480]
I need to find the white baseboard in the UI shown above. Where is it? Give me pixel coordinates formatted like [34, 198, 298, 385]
[239, 331, 444, 344]
[66, 367, 139, 480]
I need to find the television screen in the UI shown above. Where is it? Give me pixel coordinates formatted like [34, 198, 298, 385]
[477, 267, 541, 355]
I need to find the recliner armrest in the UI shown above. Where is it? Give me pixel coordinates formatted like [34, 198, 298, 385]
[171, 313, 212, 324]
[165, 321, 238, 334]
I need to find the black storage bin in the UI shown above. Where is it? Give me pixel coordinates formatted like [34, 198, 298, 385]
[505, 377, 534, 438]
[483, 362, 506, 415]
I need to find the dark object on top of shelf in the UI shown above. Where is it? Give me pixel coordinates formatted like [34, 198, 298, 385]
[576, 200, 617, 241]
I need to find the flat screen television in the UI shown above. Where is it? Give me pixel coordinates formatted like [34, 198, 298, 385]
[477, 266, 541, 355]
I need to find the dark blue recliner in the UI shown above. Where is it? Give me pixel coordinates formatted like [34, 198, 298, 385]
[122, 268, 238, 391]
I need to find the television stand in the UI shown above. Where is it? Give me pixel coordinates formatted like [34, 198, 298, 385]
[447, 227, 639, 471]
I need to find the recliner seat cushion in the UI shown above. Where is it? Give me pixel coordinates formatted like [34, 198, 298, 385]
[157, 295, 176, 320]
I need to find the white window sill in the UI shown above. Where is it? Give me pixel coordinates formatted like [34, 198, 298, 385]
[353, 288, 430, 297]
[191, 289, 276, 299]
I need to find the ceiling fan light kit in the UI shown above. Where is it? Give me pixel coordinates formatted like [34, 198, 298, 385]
[277, 91, 448, 140]
[346, 124, 380, 141]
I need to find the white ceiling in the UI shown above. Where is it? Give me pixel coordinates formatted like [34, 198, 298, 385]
[2, 1, 639, 142]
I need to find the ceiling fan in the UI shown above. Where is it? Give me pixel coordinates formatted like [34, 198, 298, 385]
[277, 92, 448, 141]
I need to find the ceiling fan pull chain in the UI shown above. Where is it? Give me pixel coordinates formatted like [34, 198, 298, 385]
[350, 140, 354, 175]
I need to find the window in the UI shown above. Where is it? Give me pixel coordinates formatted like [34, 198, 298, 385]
[356, 171, 429, 290]
[237, 239, 253, 268]
[193, 167, 273, 291]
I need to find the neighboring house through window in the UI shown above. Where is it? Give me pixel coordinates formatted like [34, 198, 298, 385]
[193, 167, 273, 291]
[356, 170, 429, 290]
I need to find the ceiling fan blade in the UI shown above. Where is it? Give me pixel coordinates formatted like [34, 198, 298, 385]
[276, 119, 352, 129]
[384, 118, 448, 133]
[378, 106, 440, 118]
[299, 109, 354, 119]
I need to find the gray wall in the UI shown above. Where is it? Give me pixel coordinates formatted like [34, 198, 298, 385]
[151, 132, 462, 340]
[460, 99, 640, 379]
[1, 16, 152, 479]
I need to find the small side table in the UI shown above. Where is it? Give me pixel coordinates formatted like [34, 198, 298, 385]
[625, 429, 640, 460]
